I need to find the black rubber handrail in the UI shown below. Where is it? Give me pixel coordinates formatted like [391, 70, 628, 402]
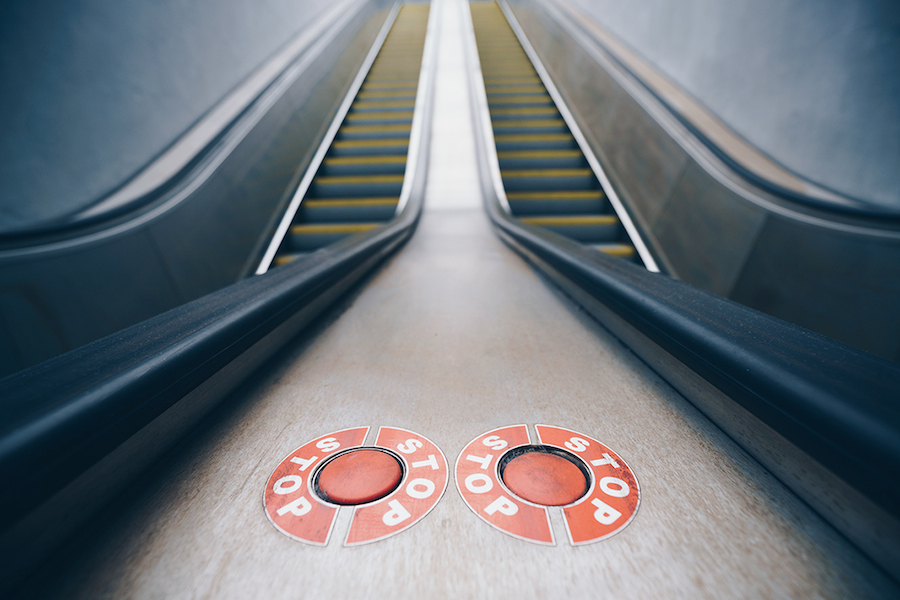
[0, 0, 436, 531]
[0, 185, 424, 535]
[468, 0, 900, 520]
[483, 193, 900, 516]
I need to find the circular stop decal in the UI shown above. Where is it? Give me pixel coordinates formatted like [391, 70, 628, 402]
[264, 426, 448, 546]
[455, 424, 640, 545]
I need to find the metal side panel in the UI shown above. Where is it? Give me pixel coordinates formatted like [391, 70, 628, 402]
[0, 0, 393, 379]
[503, 0, 900, 363]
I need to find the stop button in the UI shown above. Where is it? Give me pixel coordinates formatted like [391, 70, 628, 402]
[501, 447, 589, 506]
[456, 424, 640, 546]
[317, 449, 403, 505]
[264, 426, 448, 547]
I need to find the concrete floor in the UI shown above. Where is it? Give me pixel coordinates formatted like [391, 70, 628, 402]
[14, 0, 897, 597]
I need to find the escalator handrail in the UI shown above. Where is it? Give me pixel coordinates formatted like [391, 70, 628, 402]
[466, 0, 900, 518]
[255, 2, 402, 274]
[0, 0, 437, 536]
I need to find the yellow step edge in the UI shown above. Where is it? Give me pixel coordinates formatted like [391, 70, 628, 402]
[290, 223, 380, 235]
[365, 75, 419, 81]
[497, 150, 582, 158]
[488, 92, 552, 99]
[482, 69, 536, 75]
[520, 215, 619, 227]
[494, 133, 573, 142]
[501, 169, 593, 178]
[332, 139, 409, 149]
[487, 95, 552, 102]
[346, 111, 414, 121]
[481, 67, 537, 73]
[491, 106, 557, 116]
[507, 190, 605, 200]
[324, 156, 407, 166]
[315, 174, 404, 185]
[357, 91, 417, 99]
[363, 78, 419, 84]
[363, 79, 419, 86]
[485, 86, 547, 93]
[485, 80, 542, 85]
[493, 119, 566, 128]
[273, 255, 300, 266]
[595, 244, 636, 258]
[367, 69, 422, 75]
[340, 124, 412, 134]
[482, 72, 537, 77]
[485, 82, 539, 93]
[305, 198, 399, 207]
[352, 100, 415, 109]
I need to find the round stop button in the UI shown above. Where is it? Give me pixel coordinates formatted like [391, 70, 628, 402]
[316, 449, 403, 505]
[501, 446, 589, 506]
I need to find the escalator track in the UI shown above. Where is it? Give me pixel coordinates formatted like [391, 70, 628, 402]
[265, 4, 430, 267]
[470, 1, 645, 264]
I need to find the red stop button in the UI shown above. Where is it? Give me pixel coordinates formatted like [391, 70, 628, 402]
[317, 449, 403, 505]
[502, 449, 588, 506]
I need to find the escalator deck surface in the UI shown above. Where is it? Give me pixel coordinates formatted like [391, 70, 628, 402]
[273, 3, 430, 267]
[470, 1, 639, 262]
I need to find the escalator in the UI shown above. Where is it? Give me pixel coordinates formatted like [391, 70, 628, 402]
[1, 0, 899, 597]
[471, 2, 647, 265]
[264, 4, 430, 268]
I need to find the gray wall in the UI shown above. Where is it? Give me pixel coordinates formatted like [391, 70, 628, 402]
[565, 0, 900, 211]
[0, 0, 331, 231]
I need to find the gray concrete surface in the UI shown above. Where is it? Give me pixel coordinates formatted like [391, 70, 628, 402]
[562, 0, 900, 210]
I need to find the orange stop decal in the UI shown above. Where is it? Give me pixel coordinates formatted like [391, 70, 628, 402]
[456, 424, 640, 545]
[263, 426, 448, 547]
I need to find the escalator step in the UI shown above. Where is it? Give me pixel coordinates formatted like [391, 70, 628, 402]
[494, 133, 576, 150]
[338, 124, 412, 140]
[312, 174, 404, 197]
[267, 3, 429, 268]
[497, 150, 584, 169]
[507, 190, 607, 216]
[493, 119, 568, 134]
[362, 80, 419, 90]
[490, 106, 559, 119]
[351, 100, 416, 112]
[346, 111, 414, 125]
[321, 155, 408, 176]
[501, 168, 595, 191]
[357, 90, 418, 99]
[519, 215, 620, 242]
[487, 95, 554, 107]
[593, 243, 637, 259]
[331, 139, 411, 156]
[302, 198, 398, 222]
[472, 0, 638, 260]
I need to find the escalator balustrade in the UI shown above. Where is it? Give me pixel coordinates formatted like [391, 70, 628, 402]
[470, 1, 639, 262]
[272, 4, 430, 267]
